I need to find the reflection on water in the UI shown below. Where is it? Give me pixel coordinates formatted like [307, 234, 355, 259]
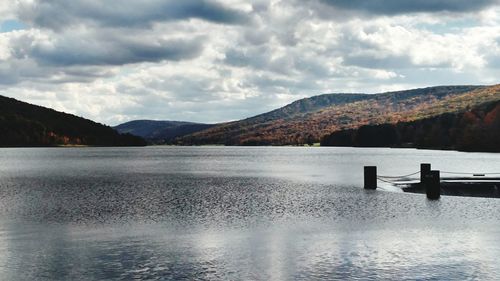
[0, 147, 498, 280]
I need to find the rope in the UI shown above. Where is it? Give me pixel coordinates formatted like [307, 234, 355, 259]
[441, 171, 500, 175]
[374, 169, 500, 186]
[377, 171, 420, 179]
[378, 171, 500, 179]
[376, 177, 400, 184]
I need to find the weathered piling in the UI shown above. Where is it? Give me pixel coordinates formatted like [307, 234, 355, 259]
[425, 170, 440, 200]
[420, 163, 431, 183]
[364, 166, 377, 190]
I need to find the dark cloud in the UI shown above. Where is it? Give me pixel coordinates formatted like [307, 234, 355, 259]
[223, 46, 331, 78]
[19, 0, 250, 30]
[343, 54, 414, 69]
[0, 29, 204, 87]
[32, 36, 204, 66]
[223, 47, 296, 75]
[248, 74, 321, 94]
[320, 0, 498, 14]
[0, 58, 116, 86]
[0, 59, 49, 85]
[143, 74, 220, 102]
[223, 47, 269, 69]
[243, 28, 271, 46]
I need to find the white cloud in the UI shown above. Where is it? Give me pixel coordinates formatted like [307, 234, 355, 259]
[0, 1, 17, 19]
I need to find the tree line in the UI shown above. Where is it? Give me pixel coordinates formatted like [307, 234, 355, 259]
[321, 101, 500, 152]
[0, 96, 146, 147]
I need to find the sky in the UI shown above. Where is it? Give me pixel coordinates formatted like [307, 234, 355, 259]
[0, 0, 499, 125]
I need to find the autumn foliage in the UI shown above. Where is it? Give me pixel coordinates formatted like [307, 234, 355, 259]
[321, 101, 500, 152]
[178, 85, 500, 147]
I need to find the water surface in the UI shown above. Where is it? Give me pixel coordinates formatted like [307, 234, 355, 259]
[0, 147, 499, 280]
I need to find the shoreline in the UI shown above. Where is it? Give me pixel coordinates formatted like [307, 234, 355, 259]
[0, 144, 499, 153]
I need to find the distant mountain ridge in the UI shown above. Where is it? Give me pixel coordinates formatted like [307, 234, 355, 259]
[0, 95, 146, 147]
[114, 120, 214, 143]
[178, 85, 495, 145]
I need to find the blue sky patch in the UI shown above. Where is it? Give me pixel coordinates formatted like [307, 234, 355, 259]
[0, 20, 27, 33]
[414, 18, 480, 34]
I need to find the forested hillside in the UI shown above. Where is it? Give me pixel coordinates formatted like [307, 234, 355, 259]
[0, 95, 146, 147]
[178, 85, 492, 145]
[321, 100, 500, 152]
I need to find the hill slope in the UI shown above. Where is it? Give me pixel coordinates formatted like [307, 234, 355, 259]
[114, 120, 214, 143]
[178, 85, 494, 145]
[0, 95, 146, 147]
[321, 100, 500, 152]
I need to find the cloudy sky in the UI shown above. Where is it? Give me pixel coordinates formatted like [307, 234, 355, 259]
[1, 0, 499, 125]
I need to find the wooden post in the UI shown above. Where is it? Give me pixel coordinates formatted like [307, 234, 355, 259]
[420, 163, 431, 183]
[425, 170, 440, 200]
[364, 166, 377, 190]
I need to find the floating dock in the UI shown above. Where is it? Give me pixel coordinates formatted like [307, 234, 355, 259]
[365, 163, 500, 199]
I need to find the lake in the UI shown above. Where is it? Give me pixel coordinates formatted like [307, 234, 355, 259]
[0, 146, 499, 280]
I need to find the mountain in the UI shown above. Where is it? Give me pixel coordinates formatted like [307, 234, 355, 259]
[178, 85, 498, 145]
[0, 95, 146, 147]
[321, 99, 500, 152]
[114, 120, 214, 144]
